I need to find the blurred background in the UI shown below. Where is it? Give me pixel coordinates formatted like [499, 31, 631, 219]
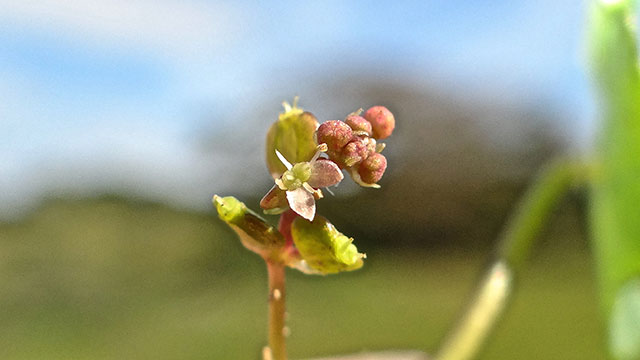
[0, 1, 607, 359]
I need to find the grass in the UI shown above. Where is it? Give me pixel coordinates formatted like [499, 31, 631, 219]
[0, 197, 607, 359]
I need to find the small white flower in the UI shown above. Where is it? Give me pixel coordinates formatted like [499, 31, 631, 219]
[260, 145, 343, 221]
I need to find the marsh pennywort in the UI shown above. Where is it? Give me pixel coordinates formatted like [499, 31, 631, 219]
[213, 98, 395, 360]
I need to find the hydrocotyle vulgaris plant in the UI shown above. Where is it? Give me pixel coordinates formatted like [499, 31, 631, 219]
[213, 99, 395, 360]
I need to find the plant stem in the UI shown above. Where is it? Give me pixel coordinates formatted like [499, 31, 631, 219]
[435, 159, 586, 360]
[267, 260, 287, 360]
[497, 159, 586, 271]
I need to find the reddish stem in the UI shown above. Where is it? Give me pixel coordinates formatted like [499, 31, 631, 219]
[278, 209, 297, 246]
[267, 260, 287, 360]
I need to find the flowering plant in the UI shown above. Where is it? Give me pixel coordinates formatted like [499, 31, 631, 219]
[213, 98, 395, 360]
[211, 2, 640, 359]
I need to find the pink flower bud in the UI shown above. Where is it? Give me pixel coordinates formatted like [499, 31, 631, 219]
[361, 136, 377, 156]
[342, 139, 369, 167]
[364, 106, 395, 140]
[316, 120, 353, 152]
[344, 115, 372, 136]
[325, 149, 345, 168]
[357, 153, 387, 184]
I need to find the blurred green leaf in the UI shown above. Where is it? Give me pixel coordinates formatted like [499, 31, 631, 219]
[589, 1, 640, 358]
[213, 195, 285, 259]
[610, 280, 640, 360]
[265, 100, 319, 179]
[290, 215, 364, 274]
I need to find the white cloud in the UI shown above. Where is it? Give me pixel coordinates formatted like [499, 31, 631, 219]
[0, 1, 257, 219]
[0, 0, 243, 59]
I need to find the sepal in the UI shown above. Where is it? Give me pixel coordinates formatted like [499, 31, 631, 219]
[265, 99, 319, 178]
[290, 215, 364, 274]
[213, 195, 285, 260]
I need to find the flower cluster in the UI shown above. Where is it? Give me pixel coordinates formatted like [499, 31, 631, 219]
[316, 106, 394, 188]
[261, 103, 395, 221]
[215, 99, 395, 276]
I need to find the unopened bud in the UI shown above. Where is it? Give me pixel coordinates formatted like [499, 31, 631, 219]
[342, 139, 369, 167]
[357, 153, 387, 184]
[325, 149, 345, 168]
[361, 137, 377, 156]
[344, 115, 372, 136]
[316, 121, 352, 152]
[364, 106, 395, 140]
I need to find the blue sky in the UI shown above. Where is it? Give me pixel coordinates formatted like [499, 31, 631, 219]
[0, 0, 594, 218]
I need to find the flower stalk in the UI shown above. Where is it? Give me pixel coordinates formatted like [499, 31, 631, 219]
[267, 260, 287, 360]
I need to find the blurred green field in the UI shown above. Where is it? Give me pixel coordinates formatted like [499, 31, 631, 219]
[0, 197, 607, 359]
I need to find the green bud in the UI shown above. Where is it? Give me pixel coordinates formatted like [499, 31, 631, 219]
[266, 99, 319, 179]
[291, 215, 365, 274]
[213, 195, 285, 260]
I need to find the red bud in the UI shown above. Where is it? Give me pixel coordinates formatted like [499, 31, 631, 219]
[357, 153, 387, 184]
[345, 115, 372, 136]
[316, 120, 353, 152]
[364, 106, 395, 140]
[342, 139, 369, 167]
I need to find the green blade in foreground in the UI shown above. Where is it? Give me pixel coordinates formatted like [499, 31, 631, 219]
[589, 1, 640, 359]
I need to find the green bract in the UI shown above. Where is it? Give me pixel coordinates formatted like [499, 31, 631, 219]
[589, 1, 640, 358]
[213, 195, 285, 260]
[265, 99, 319, 179]
[291, 215, 364, 274]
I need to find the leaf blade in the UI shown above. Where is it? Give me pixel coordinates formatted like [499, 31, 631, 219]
[589, 1, 640, 358]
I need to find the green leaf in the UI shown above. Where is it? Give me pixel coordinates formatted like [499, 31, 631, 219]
[290, 215, 364, 274]
[265, 100, 319, 179]
[610, 279, 640, 360]
[589, 1, 640, 358]
[213, 195, 285, 259]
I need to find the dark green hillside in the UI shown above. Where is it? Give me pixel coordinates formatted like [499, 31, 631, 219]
[0, 197, 606, 359]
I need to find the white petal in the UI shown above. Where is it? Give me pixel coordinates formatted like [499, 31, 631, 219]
[275, 150, 293, 170]
[307, 159, 344, 188]
[286, 188, 315, 221]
